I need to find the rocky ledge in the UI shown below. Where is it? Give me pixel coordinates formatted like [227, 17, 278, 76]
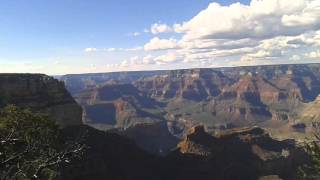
[0, 74, 82, 126]
[174, 125, 308, 179]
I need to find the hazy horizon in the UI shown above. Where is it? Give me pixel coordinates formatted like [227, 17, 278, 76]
[50, 61, 319, 76]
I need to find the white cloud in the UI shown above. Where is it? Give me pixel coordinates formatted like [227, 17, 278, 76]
[150, 23, 173, 34]
[230, 56, 273, 66]
[84, 48, 97, 53]
[84, 0, 320, 72]
[154, 52, 183, 64]
[247, 49, 283, 58]
[120, 56, 144, 67]
[142, 55, 156, 65]
[173, 23, 184, 33]
[305, 50, 320, 58]
[176, 0, 320, 40]
[117, 53, 183, 69]
[138, 0, 320, 67]
[282, 0, 320, 27]
[119, 60, 129, 67]
[144, 37, 178, 51]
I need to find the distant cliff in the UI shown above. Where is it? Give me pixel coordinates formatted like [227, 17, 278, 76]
[0, 74, 82, 126]
[61, 63, 320, 140]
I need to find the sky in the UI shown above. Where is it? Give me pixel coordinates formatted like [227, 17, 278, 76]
[0, 0, 319, 75]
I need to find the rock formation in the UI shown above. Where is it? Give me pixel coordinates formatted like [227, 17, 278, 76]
[173, 126, 308, 180]
[0, 73, 311, 180]
[60, 125, 308, 180]
[62, 63, 320, 140]
[0, 74, 82, 126]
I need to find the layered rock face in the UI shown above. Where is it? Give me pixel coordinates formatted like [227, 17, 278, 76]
[0, 74, 82, 126]
[134, 69, 229, 100]
[61, 71, 167, 94]
[75, 83, 164, 129]
[62, 63, 320, 139]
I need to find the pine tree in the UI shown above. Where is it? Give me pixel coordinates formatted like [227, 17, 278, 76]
[0, 105, 85, 180]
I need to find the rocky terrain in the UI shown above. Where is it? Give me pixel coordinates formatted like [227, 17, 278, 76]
[75, 83, 165, 129]
[170, 126, 308, 180]
[60, 125, 308, 180]
[0, 74, 82, 126]
[61, 71, 167, 95]
[0, 72, 312, 179]
[61, 64, 320, 144]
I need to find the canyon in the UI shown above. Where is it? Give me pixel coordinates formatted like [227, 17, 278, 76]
[0, 64, 319, 179]
[61, 63, 320, 144]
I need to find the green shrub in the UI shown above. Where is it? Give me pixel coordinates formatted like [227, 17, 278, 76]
[0, 105, 84, 180]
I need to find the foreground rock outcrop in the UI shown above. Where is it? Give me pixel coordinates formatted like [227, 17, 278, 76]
[165, 126, 308, 180]
[0, 74, 82, 126]
[60, 125, 159, 180]
[60, 125, 308, 180]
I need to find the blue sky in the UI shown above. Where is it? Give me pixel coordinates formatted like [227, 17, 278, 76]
[0, 0, 319, 74]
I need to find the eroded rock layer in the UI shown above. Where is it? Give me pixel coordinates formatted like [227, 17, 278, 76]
[0, 74, 82, 126]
